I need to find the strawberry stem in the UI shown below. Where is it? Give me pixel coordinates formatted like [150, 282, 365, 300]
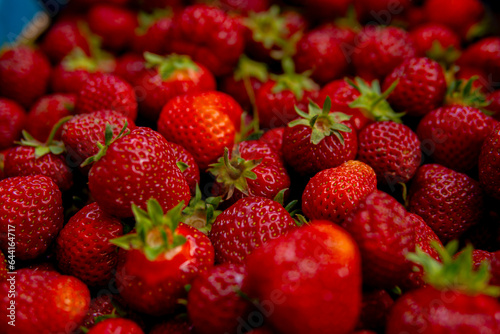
[80, 122, 130, 167]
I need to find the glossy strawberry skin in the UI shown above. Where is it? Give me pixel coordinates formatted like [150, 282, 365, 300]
[0, 269, 90, 334]
[89, 127, 191, 218]
[408, 164, 484, 243]
[81, 295, 116, 330]
[0, 251, 7, 282]
[114, 53, 147, 86]
[244, 222, 362, 334]
[457, 37, 500, 83]
[41, 21, 90, 64]
[258, 127, 284, 160]
[210, 197, 296, 264]
[386, 286, 500, 334]
[51, 64, 98, 95]
[417, 105, 496, 172]
[187, 264, 249, 334]
[479, 123, 500, 200]
[87, 318, 144, 334]
[0, 98, 26, 150]
[302, 160, 377, 224]
[0, 175, 63, 260]
[169, 142, 200, 196]
[0, 46, 51, 109]
[169, 4, 245, 76]
[409, 23, 461, 57]
[76, 73, 138, 121]
[132, 16, 173, 55]
[357, 121, 421, 186]
[116, 223, 214, 316]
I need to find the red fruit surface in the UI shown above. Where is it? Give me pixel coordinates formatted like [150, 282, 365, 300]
[51, 63, 99, 95]
[0, 98, 26, 150]
[132, 15, 173, 55]
[259, 127, 284, 159]
[0, 251, 7, 282]
[81, 295, 116, 330]
[114, 53, 147, 86]
[150, 319, 194, 334]
[409, 23, 461, 57]
[458, 37, 500, 84]
[87, 318, 144, 334]
[41, 21, 90, 63]
[479, 120, 500, 200]
[487, 90, 500, 121]
[356, 289, 394, 331]
[169, 141, 200, 196]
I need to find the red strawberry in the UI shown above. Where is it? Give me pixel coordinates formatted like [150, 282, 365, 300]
[87, 4, 138, 51]
[0, 269, 90, 334]
[150, 319, 194, 334]
[157, 91, 243, 170]
[169, 142, 200, 196]
[76, 73, 138, 121]
[41, 20, 90, 64]
[114, 53, 147, 86]
[302, 160, 377, 224]
[357, 121, 421, 186]
[137, 53, 216, 121]
[209, 196, 296, 264]
[113, 199, 214, 315]
[0, 251, 7, 282]
[0, 98, 26, 150]
[169, 4, 245, 76]
[81, 295, 116, 330]
[458, 37, 500, 90]
[258, 126, 284, 159]
[216, 0, 270, 14]
[408, 164, 484, 242]
[243, 221, 362, 334]
[356, 289, 394, 332]
[88, 127, 191, 218]
[0, 175, 63, 260]
[416, 105, 496, 172]
[479, 123, 500, 200]
[0, 151, 4, 181]
[0, 45, 51, 108]
[486, 90, 500, 121]
[409, 23, 461, 62]
[282, 98, 358, 175]
[132, 9, 173, 55]
[187, 264, 250, 334]
[352, 26, 415, 81]
[87, 318, 144, 334]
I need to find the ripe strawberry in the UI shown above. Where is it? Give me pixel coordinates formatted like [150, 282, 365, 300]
[150, 319, 194, 334]
[113, 199, 214, 315]
[88, 127, 190, 218]
[157, 91, 243, 170]
[282, 98, 357, 175]
[302, 160, 377, 224]
[0, 45, 51, 108]
[0, 269, 90, 334]
[0, 251, 6, 282]
[87, 4, 138, 51]
[216, 0, 270, 14]
[169, 4, 245, 76]
[0, 175, 63, 260]
[409, 23, 461, 62]
[87, 318, 144, 334]
[486, 90, 500, 121]
[114, 53, 147, 87]
[457, 37, 500, 86]
[209, 196, 296, 264]
[417, 105, 496, 172]
[170, 142, 200, 196]
[356, 289, 394, 332]
[137, 53, 216, 121]
[76, 73, 138, 121]
[357, 121, 421, 186]
[81, 295, 116, 330]
[352, 26, 415, 81]
[258, 126, 284, 159]
[0, 151, 5, 181]
[479, 123, 500, 200]
[132, 9, 173, 55]
[408, 164, 484, 242]
[209, 140, 290, 203]
[41, 20, 90, 64]
[244, 221, 362, 334]
[0, 98, 26, 150]
[187, 264, 250, 334]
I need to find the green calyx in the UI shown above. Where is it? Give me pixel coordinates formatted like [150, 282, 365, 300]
[136, 8, 172, 35]
[207, 146, 262, 199]
[234, 55, 268, 83]
[288, 96, 352, 145]
[181, 184, 222, 234]
[271, 57, 318, 100]
[445, 77, 492, 114]
[144, 52, 200, 81]
[62, 47, 98, 72]
[407, 240, 500, 297]
[347, 77, 404, 123]
[16, 116, 72, 158]
[80, 122, 130, 167]
[426, 41, 461, 68]
[111, 199, 187, 261]
[272, 188, 305, 226]
[334, 5, 362, 32]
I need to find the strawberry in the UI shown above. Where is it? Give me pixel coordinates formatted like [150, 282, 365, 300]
[486, 90, 500, 121]
[157, 91, 243, 170]
[88, 127, 191, 218]
[457, 37, 500, 86]
[114, 53, 147, 86]
[0, 151, 5, 181]
[410, 23, 461, 63]
[76, 73, 138, 121]
[0, 269, 90, 334]
[0, 98, 26, 150]
[408, 164, 484, 242]
[416, 105, 496, 172]
[137, 53, 216, 121]
[87, 4, 138, 51]
[479, 123, 500, 200]
[352, 26, 416, 81]
[302, 160, 377, 224]
[294, 24, 356, 85]
[258, 126, 284, 159]
[24, 93, 76, 142]
[387, 242, 500, 334]
[356, 289, 394, 332]
[0, 251, 6, 282]
[282, 98, 358, 175]
[0, 175, 63, 260]
[87, 318, 144, 334]
[169, 4, 245, 76]
[462, 209, 500, 253]
[0, 45, 51, 108]
[216, 0, 270, 14]
[170, 142, 200, 196]
[81, 295, 116, 330]
[132, 9, 173, 55]
[209, 140, 290, 203]
[355, 0, 412, 21]
[187, 264, 250, 334]
[209, 196, 296, 264]
[112, 199, 214, 315]
[357, 121, 421, 186]
[41, 20, 90, 64]
[243, 221, 362, 334]
[150, 319, 194, 334]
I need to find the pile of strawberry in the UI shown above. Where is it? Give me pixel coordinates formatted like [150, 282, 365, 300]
[1, 0, 500, 333]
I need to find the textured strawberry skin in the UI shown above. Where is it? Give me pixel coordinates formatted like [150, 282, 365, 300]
[0, 175, 63, 260]
[210, 197, 296, 264]
[408, 164, 484, 243]
[89, 127, 191, 218]
[457, 37, 500, 83]
[132, 16, 173, 55]
[51, 64, 97, 95]
[169, 141, 200, 196]
[258, 127, 284, 160]
[81, 295, 116, 330]
[302, 160, 377, 224]
[87, 318, 144, 334]
[479, 123, 500, 200]
[0, 98, 26, 150]
[409, 23, 461, 57]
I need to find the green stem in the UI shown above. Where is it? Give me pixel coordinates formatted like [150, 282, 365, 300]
[45, 116, 73, 146]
